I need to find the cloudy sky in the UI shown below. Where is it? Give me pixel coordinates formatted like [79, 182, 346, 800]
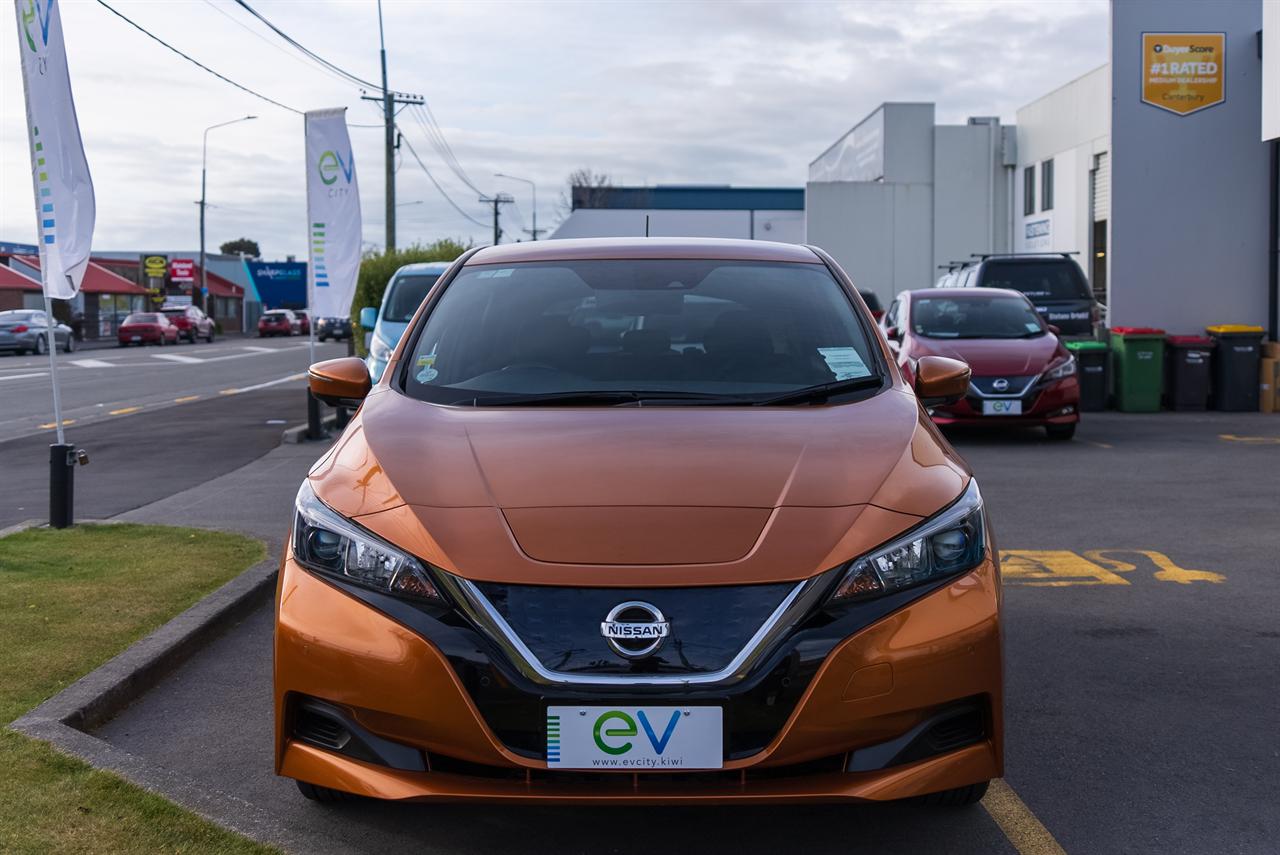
[1, 0, 1108, 259]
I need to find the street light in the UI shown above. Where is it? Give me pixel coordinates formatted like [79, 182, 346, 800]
[494, 173, 540, 240]
[199, 115, 256, 314]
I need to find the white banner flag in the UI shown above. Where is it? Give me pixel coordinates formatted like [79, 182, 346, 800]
[305, 108, 362, 319]
[13, 0, 95, 299]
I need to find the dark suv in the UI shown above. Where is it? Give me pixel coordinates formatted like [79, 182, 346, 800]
[937, 254, 1099, 336]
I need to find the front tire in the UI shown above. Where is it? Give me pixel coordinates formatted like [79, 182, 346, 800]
[64, 335, 75, 353]
[916, 780, 989, 807]
[1045, 423, 1076, 441]
[295, 780, 357, 803]
[34, 335, 46, 355]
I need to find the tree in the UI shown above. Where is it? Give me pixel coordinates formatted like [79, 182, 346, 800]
[219, 237, 260, 257]
[557, 168, 612, 218]
[349, 238, 472, 356]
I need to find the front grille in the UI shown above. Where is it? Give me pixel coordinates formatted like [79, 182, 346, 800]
[474, 581, 793, 676]
[969, 375, 1037, 396]
[427, 751, 847, 785]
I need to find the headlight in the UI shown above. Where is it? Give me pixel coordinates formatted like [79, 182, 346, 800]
[1043, 354, 1076, 380]
[369, 333, 393, 363]
[293, 481, 445, 604]
[830, 480, 985, 601]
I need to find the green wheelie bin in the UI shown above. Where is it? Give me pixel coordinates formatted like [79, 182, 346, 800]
[1110, 327, 1165, 412]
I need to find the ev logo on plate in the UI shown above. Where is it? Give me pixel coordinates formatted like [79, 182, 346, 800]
[546, 706, 723, 769]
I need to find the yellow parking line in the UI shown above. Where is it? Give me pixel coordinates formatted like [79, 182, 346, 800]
[982, 778, 1067, 855]
[174, 395, 200, 403]
[109, 406, 140, 416]
[1219, 433, 1280, 444]
[219, 388, 239, 396]
[38, 419, 76, 429]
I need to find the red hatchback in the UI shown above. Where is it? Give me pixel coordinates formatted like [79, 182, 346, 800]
[117, 312, 179, 346]
[882, 288, 1080, 439]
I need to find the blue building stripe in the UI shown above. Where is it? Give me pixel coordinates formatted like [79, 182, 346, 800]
[42, 219, 54, 228]
[42, 203, 53, 213]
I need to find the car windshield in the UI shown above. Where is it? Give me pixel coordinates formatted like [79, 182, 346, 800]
[263, 312, 288, 320]
[976, 261, 1089, 302]
[911, 295, 1046, 339]
[401, 259, 882, 406]
[0, 311, 35, 321]
[124, 313, 158, 324]
[384, 274, 441, 323]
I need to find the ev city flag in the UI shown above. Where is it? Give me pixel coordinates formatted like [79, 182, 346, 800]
[13, 0, 96, 298]
[304, 108, 362, 323]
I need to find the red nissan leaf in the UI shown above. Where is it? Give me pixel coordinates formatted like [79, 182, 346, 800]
[882, 288, 1080, 439]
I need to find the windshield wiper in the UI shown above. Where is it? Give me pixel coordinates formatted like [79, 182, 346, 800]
[460, 389, 746, 407]
[751, 375, 883, 406]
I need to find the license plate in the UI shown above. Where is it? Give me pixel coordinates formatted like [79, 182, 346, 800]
[546, 706, 723, 770]
[983, 399, 1022, 415]
[130, 336, 141, 342]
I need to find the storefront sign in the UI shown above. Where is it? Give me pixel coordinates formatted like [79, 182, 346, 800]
[1142, 33, 1225, 116]
[170, 258, 194, 281]
[142, 254, 167, 280]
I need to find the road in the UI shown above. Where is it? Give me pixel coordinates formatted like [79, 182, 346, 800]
[0, 335, 347, 442]
[0, 336, 348, 528]
[94, 411, 1280, 855]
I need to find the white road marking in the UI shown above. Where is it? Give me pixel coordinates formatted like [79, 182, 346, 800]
[152, 353, 205, 364]
[71, 358, 114, 368]
[219, 372, 306, 395]
[0, 372, 48, 381]
[242, 345, 275, 352]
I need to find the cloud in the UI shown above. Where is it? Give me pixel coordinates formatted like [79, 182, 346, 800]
[0, 0, 1107, 257]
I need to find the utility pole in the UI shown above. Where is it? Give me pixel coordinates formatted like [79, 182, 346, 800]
[478, 193, 514, 245]
[361, 0, 422, 254]
[495, 173, 544, 240]
[198, 116, 255, 312]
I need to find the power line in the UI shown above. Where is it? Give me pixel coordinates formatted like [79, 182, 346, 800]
[201, 0, 350, 88]
[96, 0, 302, 114]
[410, 103, 483, 196]
[230, 0, 384, 93]
[398, 130, 490, 230]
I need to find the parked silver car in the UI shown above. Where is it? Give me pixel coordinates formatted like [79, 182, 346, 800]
[0, 309, 74, 355]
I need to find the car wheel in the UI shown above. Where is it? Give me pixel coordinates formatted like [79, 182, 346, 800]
[206, 328, 215, 343]
[1045, 423, 1076, 441]
[295, 780, 357, 803]
[915, 780, 989, 807]
[64, 334, 75, 353]
[34, 335, 46, 355]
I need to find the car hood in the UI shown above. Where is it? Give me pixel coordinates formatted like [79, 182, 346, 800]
[309, 387, 969, 584]
[913, 335, 1060, 375]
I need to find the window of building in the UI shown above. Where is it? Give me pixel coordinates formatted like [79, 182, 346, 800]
[1041, 159, 1054, 211]
[1023, 165, 1035, 216]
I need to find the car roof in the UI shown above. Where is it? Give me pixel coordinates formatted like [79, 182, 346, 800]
[394, 261, 454, 275]
[465, 237, 822, 265]
[975, 254, 1074, 264]
[908, 287, 1031, 299]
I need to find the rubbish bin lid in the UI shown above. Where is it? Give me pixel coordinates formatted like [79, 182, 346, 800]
[1065, 340, 1109, 351]
[1165, 335, 1213, 346]
[1205, 324, 1265, 335]
[1111, 326, 1166, 336]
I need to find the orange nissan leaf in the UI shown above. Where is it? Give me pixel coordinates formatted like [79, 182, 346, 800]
[277, 238, 1002, 807]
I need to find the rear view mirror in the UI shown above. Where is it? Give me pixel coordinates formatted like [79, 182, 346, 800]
[359, 307, 378, 330]
[914, 356, 971, 406]
[884, 326, 900, 341]
[309, 357, 371, 407]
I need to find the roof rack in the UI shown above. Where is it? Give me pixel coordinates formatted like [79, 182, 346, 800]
[969, 251, 1079, 260]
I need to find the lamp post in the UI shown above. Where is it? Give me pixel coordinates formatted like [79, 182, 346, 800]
[199, 115, 255, 312]
[494, 173, 542, 240]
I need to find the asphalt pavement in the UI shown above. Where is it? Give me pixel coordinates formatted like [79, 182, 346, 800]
[92, 410, 1280, 854]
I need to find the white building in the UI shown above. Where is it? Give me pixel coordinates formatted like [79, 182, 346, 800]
[551, 186, 805, 243]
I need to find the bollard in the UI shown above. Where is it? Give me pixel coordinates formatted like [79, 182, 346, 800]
[306, 389, 325, 441]
[50, 443, 74, 529]
[334, 405, 350, 430]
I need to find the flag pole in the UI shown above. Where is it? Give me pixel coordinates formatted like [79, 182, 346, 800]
[42, 288, 65, 445]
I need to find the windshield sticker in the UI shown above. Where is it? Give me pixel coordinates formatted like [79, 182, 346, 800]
[476, 270, 496, 279]
[817, 347, 871, 380]
[415, 347, 439, 383]
[492, 268, 514, 278]
[1026, 322, 1041, 332]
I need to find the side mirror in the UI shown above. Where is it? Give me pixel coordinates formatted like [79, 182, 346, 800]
[914, 355, 971, 406]
[1047, 324, 1061, 336]
[359, 306, 378, 330]
[884, 326, 900, 341]
[309, 357, 371, 407]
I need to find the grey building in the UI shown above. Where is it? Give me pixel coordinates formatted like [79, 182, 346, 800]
[805, 103, 1016, 307]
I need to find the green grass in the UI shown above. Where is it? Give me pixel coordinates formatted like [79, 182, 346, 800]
[0, 524, 276, 854]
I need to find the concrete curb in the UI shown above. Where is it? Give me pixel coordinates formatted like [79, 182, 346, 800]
[281, 412, 337, 444]
[7, 555, 310, 851]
